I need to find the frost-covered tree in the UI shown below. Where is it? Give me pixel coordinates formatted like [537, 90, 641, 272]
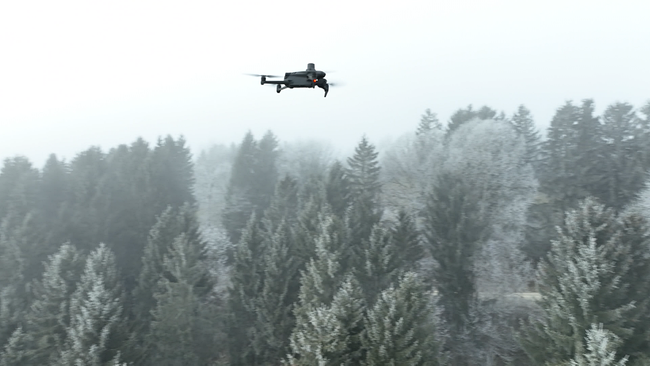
[148, 233, 216, 365]
[417, 108, 442, 137]
[276, 139, 334, 188]
[21, 243, 84, 364]
[520, 198, 636, 365]
[57, 243, 124, 366]
[251, 222, 298, 364]
[287, 275, 366, 366]
[510, 105, 541, 169]
[193, 143, 235, 227]
[325, 160, 351, 219]
[362, 272, 438, 366]
[0, 218, 25, 349]
[446, 105, 500, 134]
[599, 102, 645, 209]
[563, 324, 629, 366]
[223, 131, 280, 244]
[445, 118, 536, 295]
[130, 203, 205, 361]
[227, 213, 265, 365]
[293, 214, 349, 322]
[0, 326, 29, 366]
[346, 137, 382, 270]
[381, 129, 444, 215]
[359, 224, 400, 305]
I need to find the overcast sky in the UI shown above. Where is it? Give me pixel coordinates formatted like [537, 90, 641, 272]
[1, 0, 649, 166]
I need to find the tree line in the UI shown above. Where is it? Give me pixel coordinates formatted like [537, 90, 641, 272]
[1, 99, 650, 365]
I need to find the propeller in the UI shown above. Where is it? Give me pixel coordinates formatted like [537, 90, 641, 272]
[244, 73, 280, 78]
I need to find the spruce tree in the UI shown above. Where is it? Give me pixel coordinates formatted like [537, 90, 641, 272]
[148, 233, 215, 365]
[223, 132, 260, 244]
[446, 105, 499, 134]
[0, 327, 29, 366]
[288, 275, 366, 366]
[417, 108, 442, 136]
[520, 198, 636, 365]
[599, 102, 643, 209]
[0, 218, 24, 350]
[227, 213, 265, 365]
[346, 137, 382, 271]
[359, 224, 400, 305]
[57, 243, 124, 366]
[565, 324, 629, 366]
[422, 171, 483, 332]
[362, 272, 438, 366]
[511, 105, 541, 169]
[291, 213, 351, 345]
[391, 210, 424, 270]
[251, 221, 298, 364]
[129, 203, 205, 363]
[23, 243, 84, 365]
[64, 147, 108, 253]
[149, 135, 195, 212]
[325, 160, 351, 219]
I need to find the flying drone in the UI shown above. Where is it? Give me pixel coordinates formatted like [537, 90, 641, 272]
[247, 63, 337, 97]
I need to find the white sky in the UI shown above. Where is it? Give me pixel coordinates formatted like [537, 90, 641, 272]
[1, 0, 649, 166]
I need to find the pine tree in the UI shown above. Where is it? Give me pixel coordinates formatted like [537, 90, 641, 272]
[292, 214, 349, 323]
[223, 131, 281, 244]
[0, 218, 24, 350]
[391, 210, 424, 269]
[0, 156, 40, 224]
[148, 233, 215, 365]
[65, 147, 108, 253]
[346, 137, 382, 271]
[253, 131, 280, 211]
[325, 160, 351, 219]
[565, 324, 629, 366]
[362, 272, 438, 366]
[520, 198, 636, 365]
[0, 327, 29, 366]
[36, 154, 70, 256]
[227, 213, 265, 365]
[599, 102, 644, 209]
[129, 203, 206, 363]
[57, 243, 124, 366]
[149, 135, 195, 212]
[251, 221, 298, 364]
[422, 171, 483, 332]
[99, 139, 154, 294]
[446, 105, 499, 134]
[23, 243, 84, 365]
[359, 224, 401, 305]
[615, 211, 650, 362]
[288, 275, 366, 366]
[417, 108, 442, 136]
[511, 105, 541, 169]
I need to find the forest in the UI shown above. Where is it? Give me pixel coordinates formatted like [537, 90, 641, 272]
[1, 99, 650, 365]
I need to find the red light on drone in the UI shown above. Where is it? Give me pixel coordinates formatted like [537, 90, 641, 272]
[313, 79, 317, 83]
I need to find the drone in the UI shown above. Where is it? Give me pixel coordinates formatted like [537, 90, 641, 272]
[247, 63, 336, 97]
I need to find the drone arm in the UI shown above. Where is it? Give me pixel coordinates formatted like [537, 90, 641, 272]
[261, 80, 285, 85]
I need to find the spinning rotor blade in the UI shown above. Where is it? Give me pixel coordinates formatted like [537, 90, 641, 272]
[244, 73, 281, 78]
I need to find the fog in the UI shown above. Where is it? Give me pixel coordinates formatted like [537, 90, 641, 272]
[1, 0, 649, 165]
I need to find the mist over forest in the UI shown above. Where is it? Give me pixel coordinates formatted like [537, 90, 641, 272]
[2, 99, 650, 365]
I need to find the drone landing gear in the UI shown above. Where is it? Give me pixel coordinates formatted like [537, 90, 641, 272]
[276, 84, 282, 93]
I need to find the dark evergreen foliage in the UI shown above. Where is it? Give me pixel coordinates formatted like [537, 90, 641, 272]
[325, 160, 351, 219]
[422, 171, 485, 332]
[446, 105, 500, 134]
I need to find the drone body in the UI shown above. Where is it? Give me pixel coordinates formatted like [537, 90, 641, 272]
[250, 63, 332, 97]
